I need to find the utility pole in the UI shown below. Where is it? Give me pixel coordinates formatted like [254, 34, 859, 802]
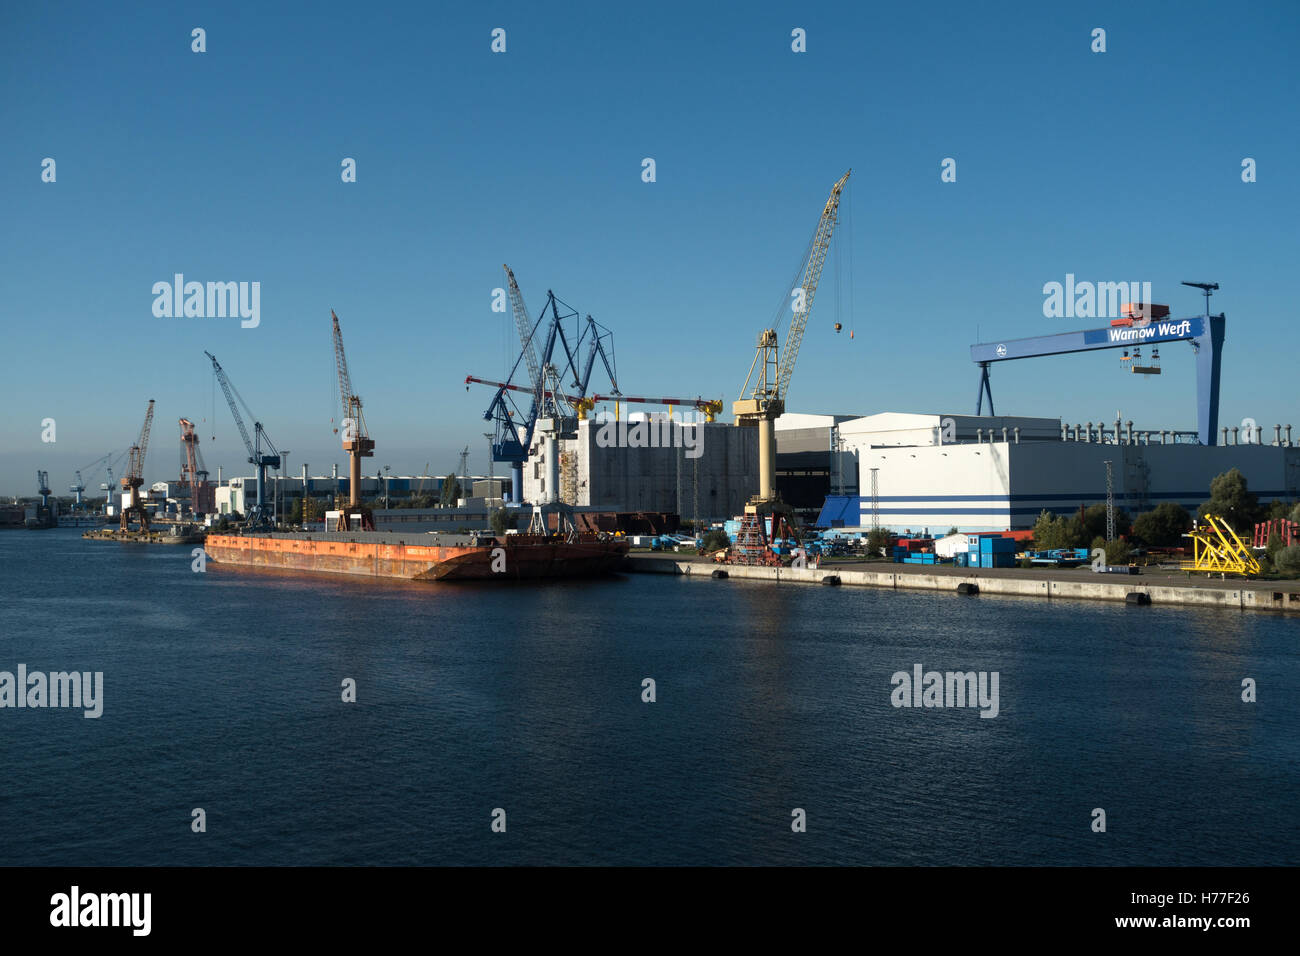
[870, 467, 880, 532]
[1103, 459, 1115, 541]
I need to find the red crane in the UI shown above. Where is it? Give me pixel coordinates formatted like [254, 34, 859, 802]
[179, 418, 214, 515]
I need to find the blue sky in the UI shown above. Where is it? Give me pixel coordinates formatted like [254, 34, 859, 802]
[2, 0, 1296, 494]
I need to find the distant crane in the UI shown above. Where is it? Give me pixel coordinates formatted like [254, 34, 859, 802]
[119, 400, 156, 532]
[97, 449, 130, 513]
[179, 418, 214, 515]
[331, 310, 375, 529]
[68, 469, 85, 511]
[37, 470, 51, 508]
[730, 169, 851, 564]
[457, 446, 470, 482]
[205, 352, 281, 530]
[72, 455, 124, 515]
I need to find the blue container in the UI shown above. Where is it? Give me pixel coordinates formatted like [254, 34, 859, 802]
[978, 537, 1015, 553]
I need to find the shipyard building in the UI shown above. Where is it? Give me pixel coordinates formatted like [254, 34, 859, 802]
[521, 415, 759, 524]
[815, 412, 1300, 533]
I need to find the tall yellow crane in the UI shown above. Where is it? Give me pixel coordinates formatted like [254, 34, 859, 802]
[332, 310, 375, 529]
[119, 399, 155, 532]
[730, 169, 850, 564]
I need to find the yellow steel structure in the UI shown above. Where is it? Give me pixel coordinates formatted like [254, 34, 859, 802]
[1182, 513, 1261, 576]
[734, 170, 850, 505]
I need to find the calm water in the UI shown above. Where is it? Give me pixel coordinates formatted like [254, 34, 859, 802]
[1, 528, 1296, 866]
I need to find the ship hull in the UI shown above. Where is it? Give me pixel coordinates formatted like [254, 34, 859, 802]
[430, 540, 628, 580]
[204, 531, 627, 582]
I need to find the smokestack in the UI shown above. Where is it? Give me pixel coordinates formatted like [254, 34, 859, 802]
[1286, 425, 1293, 446]
[217, 465, 222, 484]
[1232, 426, 1239, 445]
[975, 428, 982, 444]
[1222, 427, 1229, 445]
[1126, 421, 1134, 444]
[1013, 427, 1020, 444]
[1001, 426, 1008, 443]
[1085, 422, 1093, 443]
[1061, 423, 1068, 441]
[1115, 417, 1122, 445]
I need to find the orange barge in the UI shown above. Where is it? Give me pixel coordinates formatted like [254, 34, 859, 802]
[204, 531, 628, 581]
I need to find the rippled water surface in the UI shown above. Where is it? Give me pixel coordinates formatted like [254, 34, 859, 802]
[1, 528, 1295, 865]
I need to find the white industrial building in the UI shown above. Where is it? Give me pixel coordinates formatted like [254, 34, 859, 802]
[522, 414, 759, 522]
[819, 412, 1300, 533]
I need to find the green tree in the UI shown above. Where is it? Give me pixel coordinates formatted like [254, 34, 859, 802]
[1275, 544, 1300, 575]
[1290, 502, 1300, 525]
[1131, 502, 1191, 547]
[1089, 535, 1130, 565]
[1265, 499, 1292, 520]
[1082, 503, 1131, 542]
[490, 507, 509, 536]
[866, 528, 892, 555]
[439, 474, 462, 508]
[1032, 509, 1067, 550]
[1266, 531, 1284, 564]
[947, 526, 960, 537]
[1104, 538, 1131, 565]
[702, 529, 730, 553]
[1199, 468, 1261, 529]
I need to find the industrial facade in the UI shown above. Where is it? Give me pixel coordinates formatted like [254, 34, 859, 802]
[820, 412, 1300, 533]
[523, 416, 759, 523]
[773, 413, 859, 519]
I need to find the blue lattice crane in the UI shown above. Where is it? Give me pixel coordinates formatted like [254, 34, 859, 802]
[473, 265, 619, 501]
[205, 351, 281, 530]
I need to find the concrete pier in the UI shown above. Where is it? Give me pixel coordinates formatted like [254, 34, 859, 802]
[625, 556, 1300, 613]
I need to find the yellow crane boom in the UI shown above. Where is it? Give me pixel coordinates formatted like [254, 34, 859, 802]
[735, 169, 851, 501]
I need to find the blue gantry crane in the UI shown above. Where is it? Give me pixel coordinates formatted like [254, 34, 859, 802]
[205, 351, 282, 529]
[970, 284, 1225, 445]
[470, 265, 619, 500]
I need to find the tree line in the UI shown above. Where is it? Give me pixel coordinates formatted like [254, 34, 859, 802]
[1030, 468, 1300, 573]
